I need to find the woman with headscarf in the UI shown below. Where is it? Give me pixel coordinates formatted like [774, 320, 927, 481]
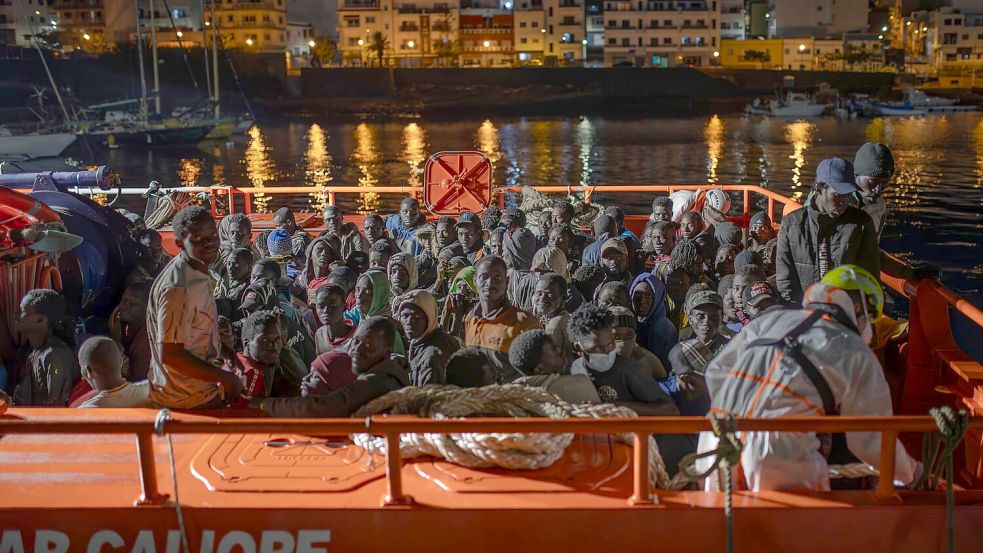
[301, 350, 356, 397]
[440, 266, 476, 339]
[503, 227, 539, 312]
[345, 269, 405, 354]
[531, 246, 583, 313]
[299, 236, 340, 303]
[629, 272, 678, 371]
[396, 290, 460, 386]
[387, 252, 419, 318]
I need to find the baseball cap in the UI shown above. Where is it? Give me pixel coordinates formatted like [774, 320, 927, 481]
[600, 238, 628, 257]
[815, 157, 859, 195]
[456, 211, 480, 227]
[742, 280, 778, 308]
[749, 211, 772, 227]
[685, 289, 723, 312]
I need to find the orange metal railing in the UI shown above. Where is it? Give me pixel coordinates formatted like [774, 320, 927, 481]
[1, 413, 981, 507]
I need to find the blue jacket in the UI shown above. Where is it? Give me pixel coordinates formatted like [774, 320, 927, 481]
[629, 272, 678, 371]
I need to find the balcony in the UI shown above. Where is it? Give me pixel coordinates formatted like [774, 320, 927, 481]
[558, 0, 582, 6]
[559, 20, 582, 27]
[461, 26, 513, 33]
[340, 0, 380, 8]
[399, 24, 420, 32]
[681, 22, 707, 29]
[397, 5, 451, 13]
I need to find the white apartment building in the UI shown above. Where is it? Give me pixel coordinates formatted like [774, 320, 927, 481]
[768, 0, 867, 38]
[514, 0, 546, 63]
[719, 0, 742, 40]
[602, 0, 720, 68]
[513, 0, 584, 65]
[338, 0, 460, 67]
[459, 1, 513, 67]
[287, 19, 313, 56]
[1, 0, 58, 47]
[925, 7, 983, 67]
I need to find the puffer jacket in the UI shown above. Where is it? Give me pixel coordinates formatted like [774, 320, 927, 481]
[775, 202, 879, 304]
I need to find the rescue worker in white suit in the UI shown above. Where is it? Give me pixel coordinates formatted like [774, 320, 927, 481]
[696, 264, 918, 491]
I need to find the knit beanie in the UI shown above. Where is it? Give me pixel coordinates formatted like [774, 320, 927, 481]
[267, 229, 293, 258]
[508, 329, 549, 376]
[853, 142, 894, 178]
[609, 306, 636, 330]
[749, 211, 772, 227]
[713, 221, 742, 248]
[734, 249, 763, 272]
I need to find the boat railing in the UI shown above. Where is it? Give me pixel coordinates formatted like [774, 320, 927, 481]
[1, 412, 979, 507]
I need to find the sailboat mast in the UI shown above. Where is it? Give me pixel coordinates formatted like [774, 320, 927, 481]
[211, 0, 220, 118]
[134, 0, 148, 119]
[13, 0, 72, 124]
[201, 0, 213, 102]
[150, 0, 161, 114]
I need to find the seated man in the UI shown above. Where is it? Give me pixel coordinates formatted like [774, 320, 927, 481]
[12, 289, 79, 406]
[603, 206, 640, 247]
[214, 247, 254, 320]
[742, 280, 781, 320]
[464, 256, 541, 382]
[532, 273, 573, 367]
[582, 214, 617, 267]
[397, 290, 459, 386]
[77, 337, 151, 408]
[649, 196, 674, 225]
[641, 220, 676, 273]
[747, 211, 777, 273]
[665, 289, 729, 416]
[698, 266, 916, 491]
[115, 280, 153, 381]
[456, 212, 485, 263]
[567, 304, 678, 416]
[386, 197, 428, 255]
[313, 285, 357, 355]
[510, 329, 600, 404]
[446, 348, 497, 388]
[598, 239, 632, 286]
[273, 206, 312, 262]
[256, 317, 409, 417]
[322, 205, 369, 260]
[235, 310, 308, 402]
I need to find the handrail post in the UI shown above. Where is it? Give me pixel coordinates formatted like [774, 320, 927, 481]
[629, 432, 654, 505]
[878, 431, 898, 499]
[742, 189, 750, 218]
[134, 432, 168, 506]
[383, 432, 414, 506]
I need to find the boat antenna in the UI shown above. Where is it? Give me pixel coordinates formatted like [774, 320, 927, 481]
[14, 0, 73, 124]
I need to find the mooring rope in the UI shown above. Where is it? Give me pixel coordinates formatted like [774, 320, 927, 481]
[913, 406, 969, 553]
[154, 408, 190, 553]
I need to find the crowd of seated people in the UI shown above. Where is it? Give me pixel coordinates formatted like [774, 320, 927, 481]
[0, 142, 921, 492]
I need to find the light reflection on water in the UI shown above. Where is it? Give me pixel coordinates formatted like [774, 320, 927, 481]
[97, 114, 982, 288]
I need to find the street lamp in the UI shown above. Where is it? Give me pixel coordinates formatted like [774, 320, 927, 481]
[483, 40, 491, 48]
[245, 38, 254, 46]
[581, 39, 587, 45]
[798, 43, 805, 51]
[176, 31, 183, 38]
[713, 50, 719, 57]
[357, 39, 364, 46]
[922, 26, 928, 32]
[407, 40, 415, 48]
[83, 33, 91, 41]
[882, 26, 888, 32]
[309, 40, 316, 47]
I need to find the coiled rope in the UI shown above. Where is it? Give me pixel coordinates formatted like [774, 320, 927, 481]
[351, 384, 673, 489]
[145, 190, 197, 230]
[154, 408, 190, 553]
[913, 406, 969, 553]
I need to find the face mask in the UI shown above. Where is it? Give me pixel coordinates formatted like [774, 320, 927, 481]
[613, 333, 636, 358]
[586, 350, 617, 372]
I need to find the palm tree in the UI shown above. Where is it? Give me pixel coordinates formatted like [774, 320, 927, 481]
[368, 32, 389, 67]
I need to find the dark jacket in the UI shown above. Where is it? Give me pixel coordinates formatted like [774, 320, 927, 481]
[408, 329, 459, 386]
[776, 203, 880, 305]
[261, 358, 409, 417]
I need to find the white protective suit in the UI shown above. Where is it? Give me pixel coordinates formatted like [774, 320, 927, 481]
[696, 284, 917, 491]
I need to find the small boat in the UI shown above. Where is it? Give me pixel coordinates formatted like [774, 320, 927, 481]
[868, 102, 928, 117]
[902, 89, 976, 112]
[746, 92, 827, 118]
[0, 128, 76, 161]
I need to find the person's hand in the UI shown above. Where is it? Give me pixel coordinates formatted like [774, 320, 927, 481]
[221, 371, 243, 402]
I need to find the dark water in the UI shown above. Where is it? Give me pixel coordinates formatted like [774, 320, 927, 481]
[73, 113, 983, 296]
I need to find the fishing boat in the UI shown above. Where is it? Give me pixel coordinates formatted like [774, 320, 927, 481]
[903, 89, 976, 113]
[0, 159, 982, 552]
[0, 128, 76, 161]
[745, 92, 827, 118]
[867, 102, 929, 117]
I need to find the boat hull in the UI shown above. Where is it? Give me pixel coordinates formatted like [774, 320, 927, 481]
[81, 124, 214, 148]
[770, 105, 827, 117]
[0, 133, 76, 161]
[871, 105, 929, 116]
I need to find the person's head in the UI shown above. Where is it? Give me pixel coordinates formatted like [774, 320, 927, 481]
[500, 207, 526, 230]
[475, 255, 509, 307]
[535, 210, 553, 236]
[273, 207, 298, 234]
[327, 266, 358, 294]
[172, 206, 219, 265]
[732, 264, 767, 311]
[817, 264, 884, 344]
[322, 205, 344, 236]
[221, 213, 252, 249]
[714, 244, 739, 277]
[547, 225, 574, 256]
[227, 248, 255, 281]
[347, 251, 371, 275]
[630, 278, 654, 318]
[551, 201, 575, 227]
[117, 280, 150, 327]
[388, 253, 418, 294]
[664, 267, 693, 308]
[302, 351, 354, 397]
[532, 273, 567, 319]
[350, 316, 395, 372]
[456, 212, 482, 251]
[647, 221, 676, 256]
[241, 310, 283, 366]
[599, 239, 629, 277]
[609, 305, 639, 359]
[17, 289, 65, 338]
[78, 336, 124, 390]
[741, 280, 779, 319]
[679, 211, 704, 240]
[218, 315, 234, 351]
[812, 157, 859, 218]
[397, 290, 438, 341]
[651, 197, 673, 223]
[266, 228, 294, 259]
[509, 330, 566, 376]
[481, 206, 502, 230]
[748, 211, 775, 244]
[733, 248, 763, 273]
[354, 272, 377, 314]
[502, 227, 536, 271]
[240, 278, 277, 314]
[718, 274, 737, 322]
[668, 238, 705, 279]
[399, 197, 421, 228]
[137, 229, 164, 264]
[603, 206, 626, 234]
[593, 214, 616, 238]
[853, 142, 894, 201]
[446, 348, 497, 387]
[685, 289, 723, 344]
[251, 258, 281, 283]
[572, 264, 605, 301]
[596, 281, 631, 310]
[313, 284, 347, 327]
[364, 214, 386, 243]
[436, 216, 459, 249]
[487, 228, 505, 256]
[309, 239, 336, 275]
[568, 304, 616, 372]
[370, 239, 393, 271]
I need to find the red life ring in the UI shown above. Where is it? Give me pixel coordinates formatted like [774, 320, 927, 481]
[0, 188, 59, 229]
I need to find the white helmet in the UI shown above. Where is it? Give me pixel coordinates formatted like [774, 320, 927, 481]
[705, 189, 731, 214]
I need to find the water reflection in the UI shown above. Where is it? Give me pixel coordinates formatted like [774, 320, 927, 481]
[352, 123, 380, 214]
[178, 158, 203, 187]
[401, 122, 427, 188]
[529, 120, 555, 185]
[305, 123, 333, 213]
[972, 118, 983, 188]
[704, 115, 725, 184]
[783, 120, 816, 200]
[476, 119, 500, 165]
[576, 117, 594, 186]
[210, 146, 225, 186]
[867, 116, 948, 215]
[243, 126, 275, 212]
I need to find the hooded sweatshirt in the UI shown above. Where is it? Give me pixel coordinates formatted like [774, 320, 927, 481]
[440, 266, 478, 338]
[505, 227, 540, 311]
[398, 289, 460, 386]
[629, 272, 679, 371]
[388, 253, 420, 318]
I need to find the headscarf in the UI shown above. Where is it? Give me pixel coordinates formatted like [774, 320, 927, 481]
[219, 214, 251, 252]
[344, 269, 391, 324]
[531, 246, 570, 282]
[398, 289, 439, 338]
[302, 236, 339, 284]
[503, 227, 537, 271]
[629, 272, 678, 370]
[309, 351, 356, 392]
[450, 266, 477, 295]
[388, 252, 419, 294]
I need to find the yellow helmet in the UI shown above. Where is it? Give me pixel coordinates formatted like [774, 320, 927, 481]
[820, 264, 884, 320]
